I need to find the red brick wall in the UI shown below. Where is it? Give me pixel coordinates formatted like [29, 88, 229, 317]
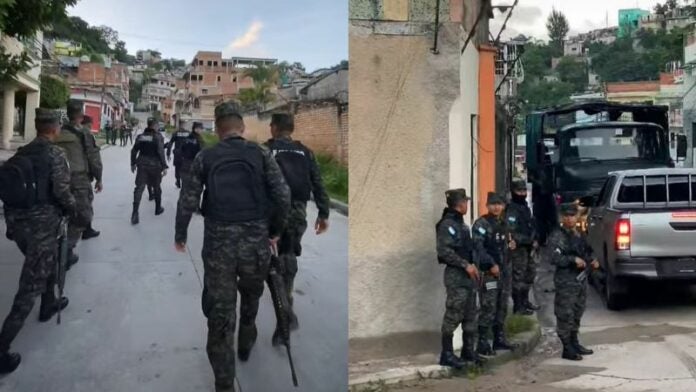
[292, 102, 348, 165]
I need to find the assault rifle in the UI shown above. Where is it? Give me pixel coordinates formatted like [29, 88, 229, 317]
[56, 218, 69, 325]
[267, 246, 299, 387]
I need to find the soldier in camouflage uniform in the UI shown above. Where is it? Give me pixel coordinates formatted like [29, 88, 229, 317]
[436, 188, 486, 369]
[0, 109, 76, 374]
[54, 100, 103, 267]
[177, 121, 203, 189]
[264, 113, 330, 336]
[80, 115, 101, 241]
[472, 192, 517, 356]
[174, 102, 290, 392]
[545, 203, 599, 361]
[130, 118, 168, 224]
[506, 179, 539, 315]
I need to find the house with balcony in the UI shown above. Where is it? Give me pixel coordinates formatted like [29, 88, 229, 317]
[0, 32, 44, 150]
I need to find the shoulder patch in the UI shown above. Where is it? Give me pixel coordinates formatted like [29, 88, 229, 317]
[477, 226, 486, 235]
[448, 226, 456, 236]
[508, 216, 517, 223]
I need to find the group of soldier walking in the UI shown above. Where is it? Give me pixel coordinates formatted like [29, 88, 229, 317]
[103, 122, 134, 147]
[0, 100, 331, 392]
[437, 179, 598, 368]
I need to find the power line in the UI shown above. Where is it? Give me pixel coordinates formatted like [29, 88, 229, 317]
[117, 31, 227, 49]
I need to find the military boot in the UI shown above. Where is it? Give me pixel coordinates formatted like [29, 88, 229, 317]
[271, 327, 286, 347]
[523, 288, 540, 311]
[154, 196, 165, 216]
[0, 352, 21, 374]
[175, 178, 181, 189]
[131, 203, 140, 225]
[38, 297, 69, 323]
[571, 332, 593, 355]
[561, 337, 583, 361]
[476, 326, 496, 356]
[493, 324, 517, 351]
[237, 324, 258, 362]
[82, 225, 100, 240]
[460, 333, 487, 366]
[439, 334, 466, 369]
[513, 292, 534, 316]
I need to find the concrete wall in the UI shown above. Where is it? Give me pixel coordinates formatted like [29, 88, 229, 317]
[349, 17, 465, 355]
[303, 69, 349, 103]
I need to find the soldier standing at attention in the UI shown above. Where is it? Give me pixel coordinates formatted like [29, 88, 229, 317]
[130, 117, 168, 224]
[264, 113, 330, 336]
[167, 120, 192, 188]
[80, 115, 101, 241]
[546, 203, 599, 361]
[506, 179, 539, 315]
[54, 100, 103, 266]
[174, 103, 290, 392]
[436, 188, 485, 369]
[177, 121, 204, 188]
[0, 109, 75, 374]
[472, 192, 517, 357]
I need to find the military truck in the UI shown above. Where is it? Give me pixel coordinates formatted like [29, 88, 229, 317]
[524, 102, 673, 243]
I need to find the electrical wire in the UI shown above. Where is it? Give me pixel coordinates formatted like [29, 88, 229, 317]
[461, 0, 491, 54]
[493, 0, 520, 47]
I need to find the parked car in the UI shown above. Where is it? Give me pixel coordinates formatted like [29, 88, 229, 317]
[586, 168, 696, 310]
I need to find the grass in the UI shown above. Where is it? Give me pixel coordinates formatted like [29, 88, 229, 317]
[316, 153, 348, 203]
[504, 314, 537, 337]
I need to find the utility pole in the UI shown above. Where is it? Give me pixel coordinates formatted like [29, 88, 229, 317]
[99, 55, 111, 131]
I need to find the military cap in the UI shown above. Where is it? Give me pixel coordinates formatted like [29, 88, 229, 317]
[214, 102, 243, 121]
[66, 99, 83, 116]
[559, 203, 578, 216]
[446, 188, 470, 204]
[147, 117, 158, 127]
[486, 192, 505, 205]
[511, 179, 527, 192]
[192, 121, 203, 129]
[34, 108, 60, 125]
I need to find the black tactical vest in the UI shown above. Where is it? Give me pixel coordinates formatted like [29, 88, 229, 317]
[137, 133, 159, 158]
[201, 137, 268, 223]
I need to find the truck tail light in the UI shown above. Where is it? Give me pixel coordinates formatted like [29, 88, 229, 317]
[615, 218, 631, 250]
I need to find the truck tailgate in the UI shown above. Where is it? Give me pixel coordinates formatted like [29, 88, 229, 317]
[630, 211, 696, 258]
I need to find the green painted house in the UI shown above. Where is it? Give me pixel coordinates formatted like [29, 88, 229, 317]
[618, 8, 650, 38]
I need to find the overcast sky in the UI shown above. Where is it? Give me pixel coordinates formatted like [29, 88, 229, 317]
[491, 0, 673, 41]
[69, 0, 347, 72]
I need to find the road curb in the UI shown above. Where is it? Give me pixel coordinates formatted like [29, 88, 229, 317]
[348, 320, 541, 391]
[331, 198, 348, 216]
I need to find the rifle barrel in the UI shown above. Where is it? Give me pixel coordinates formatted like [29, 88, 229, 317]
[286, 344, 299, 387]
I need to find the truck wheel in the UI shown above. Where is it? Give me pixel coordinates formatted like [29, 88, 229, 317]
[605, 272, 627, 311]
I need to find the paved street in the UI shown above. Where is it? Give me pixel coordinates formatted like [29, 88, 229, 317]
[394, 257, 696, 392]
[0, 144, 348, 392]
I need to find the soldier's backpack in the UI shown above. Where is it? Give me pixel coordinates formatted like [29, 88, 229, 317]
[266, 139, 312, 202]
[0, 143, 52, 209]
[202, 140, 267, 222]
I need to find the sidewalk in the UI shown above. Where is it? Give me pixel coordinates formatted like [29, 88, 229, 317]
[349, 318, 541, 391]
[0, 145, 348, 392]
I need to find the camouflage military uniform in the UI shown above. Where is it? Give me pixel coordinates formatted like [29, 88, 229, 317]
[472, 213, 512, 352]
[176, 129, 203, 189]
[0, 136, 76, 358]
[54, 121, 102, 252]
[506, 197, 537, 312]
[437, 207, 479, 359]
[265, 135, 330, 321]
[546, 226, 594, 342]
[175, 107, 290, 391]
[131, 127, 168, 218]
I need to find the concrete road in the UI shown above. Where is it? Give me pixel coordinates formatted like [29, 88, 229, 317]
[0, 145, 348, 392]
[395, 257, 696, 392]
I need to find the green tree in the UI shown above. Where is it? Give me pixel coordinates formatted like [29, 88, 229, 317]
[0, 0, 78, 81]
[521, 41, 555, 82]
[546, 8, 569, 55]
[556, 57, 587, 91]
[39, 75, 70, 109]
[666, 0, 678, 11]
[129, 79, 142, 105]
[519, 80, 575, 111]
